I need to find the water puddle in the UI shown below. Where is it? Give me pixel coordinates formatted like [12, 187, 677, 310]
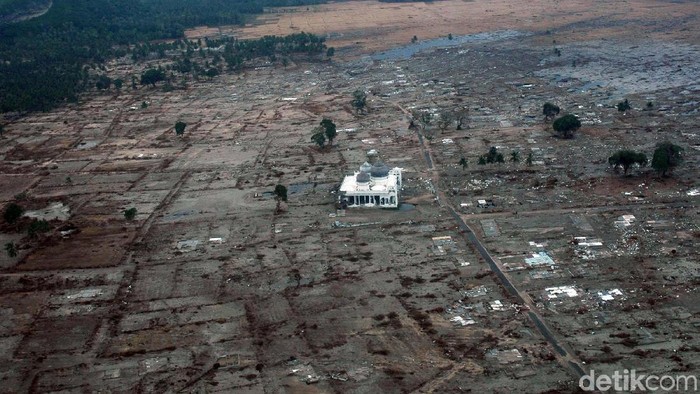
[398, 203, 415, 212]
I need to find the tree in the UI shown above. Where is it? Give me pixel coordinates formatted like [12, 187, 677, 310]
[526, 152, 534, 166]
[27, 219, 50, 238]
[437, 111, 454, 131]
[274, 184, 288, 213]
[352, 89, 367, 113]
[455, 107, 469, 130]
[3, 203, 23, 224]
[274, 184, 288, 202]
[448, 33, 453, 40]
[510, 150, 520, 163]
[326, 47, 335, 58]
[5, 242, 17, 258]
[608, 150, 647, 175]
[483, 147, 505, 164]
[114, 78, 123, 90]
[617, 99, 631, 112]
[205, 67, 219, 80]
[651, 142, 683, 177]
[175, 121, 187, 136]
[459, 157, 468, 170]
[411, 35, 418, 44]
[320, 118, 337, 145]
[552, 114, 581, 139]
[477, 156, 487, 165]
[124, 207, 137, 220]
[542, 102, 560, 119]
[95, 75, 112, 90]
[141, 68, 166, 87]
[311, 128, 326, 148]
[0, 124, 4, 137]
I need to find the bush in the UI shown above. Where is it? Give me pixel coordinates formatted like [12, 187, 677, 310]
[542, 102, 560, 118]
[124, 207, 138, 220]
[3, 203, 23, 224]
[174, 121, 187, 136]
[617, 99, 631, 112]
[28, 219, 50, 238]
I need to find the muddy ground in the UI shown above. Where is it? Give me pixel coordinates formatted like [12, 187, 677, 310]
[0, 0, 698, 392]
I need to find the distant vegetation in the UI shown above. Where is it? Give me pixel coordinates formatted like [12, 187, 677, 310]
[0, 0, 328, 113]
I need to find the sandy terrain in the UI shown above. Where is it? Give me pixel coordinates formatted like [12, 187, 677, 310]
[187, 0, 700, 55]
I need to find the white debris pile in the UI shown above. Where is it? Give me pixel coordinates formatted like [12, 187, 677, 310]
[614, 214, 636, 228]
[597, 288, 624, 302]
[544, 285, 580, 299]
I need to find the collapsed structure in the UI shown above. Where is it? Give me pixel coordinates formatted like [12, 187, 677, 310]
[339, 162, 402, 208]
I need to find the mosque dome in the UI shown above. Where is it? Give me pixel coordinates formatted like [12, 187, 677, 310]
[356, 172, 370, 183]
[370, 162, 390, 178]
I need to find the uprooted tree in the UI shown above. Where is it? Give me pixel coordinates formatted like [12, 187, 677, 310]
[608, 150, 647, 175]
[552, 114, 581, 139]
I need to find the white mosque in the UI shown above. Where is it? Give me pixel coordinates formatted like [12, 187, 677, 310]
[338, 162, 402, 208]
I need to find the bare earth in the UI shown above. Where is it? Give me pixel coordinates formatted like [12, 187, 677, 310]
[1, 0, 699, 392]
[188, 0, 700, 55]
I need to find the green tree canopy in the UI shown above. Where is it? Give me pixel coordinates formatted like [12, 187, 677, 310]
[608, 150, 647, 175]
[141, 68, 166, 86]
[552, 114, 581, 138]
[205, 67, 219, 80]
[651, 142, 683, 177]
[95, 75, 112, 90]
[124, 207, 137, 220]
[175, 121, 187, 135]
[352, 89, 367, 113]
[617, 99, 631, 112]
[3, 203, 23, 224]
[320, 118, 337, 145]
[510, 150, 520, 163]
[274, 184, 287, 202]
[311, 128, 326, 148]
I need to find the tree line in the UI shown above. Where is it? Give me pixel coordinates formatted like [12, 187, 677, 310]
[0, 0, 328, 113]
